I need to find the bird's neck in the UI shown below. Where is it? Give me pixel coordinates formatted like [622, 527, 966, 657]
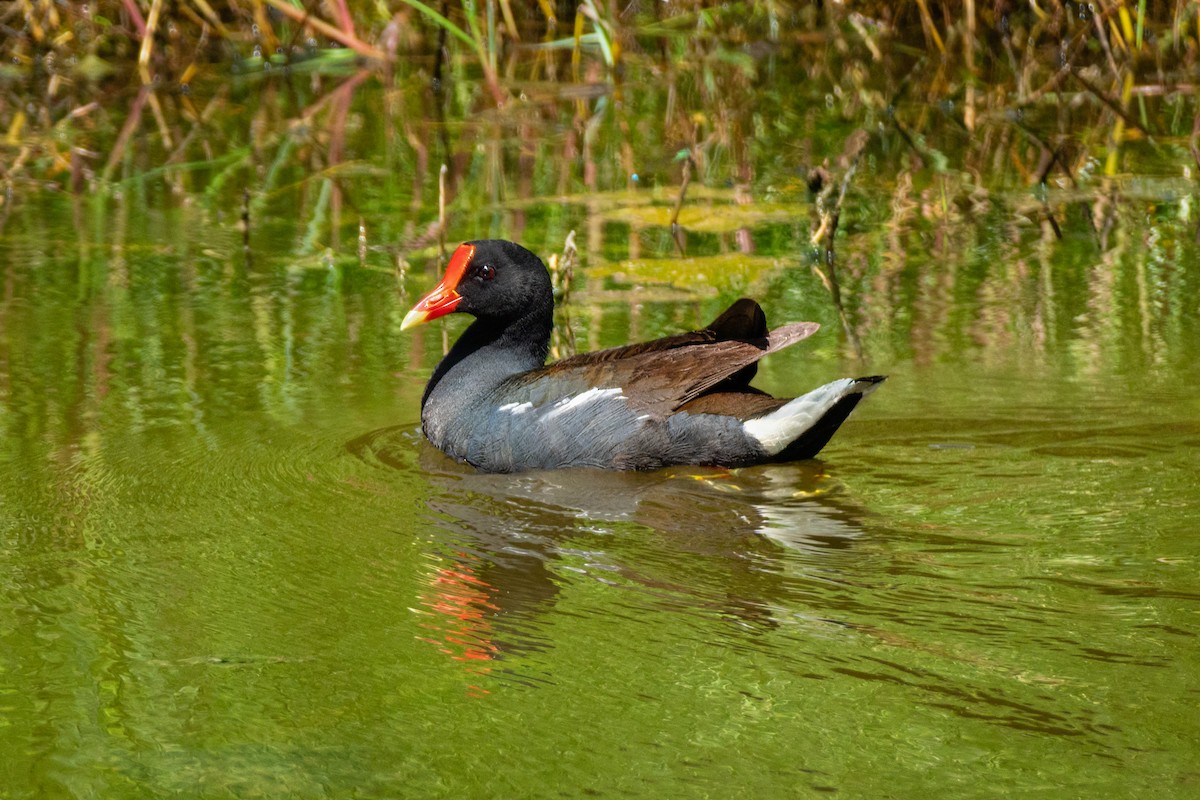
[421, 302, 553, 409]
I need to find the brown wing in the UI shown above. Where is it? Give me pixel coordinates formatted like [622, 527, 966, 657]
[549, 298, 769, 371]
[676, 391, 788, 420]
[704, 298, 769, 390]
[509, 299, 820, 417]
[600, 321, 820, 414]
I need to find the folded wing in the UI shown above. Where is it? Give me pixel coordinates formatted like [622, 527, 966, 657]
[501, 300, 820, 418]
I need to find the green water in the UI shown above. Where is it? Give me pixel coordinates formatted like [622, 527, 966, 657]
[3, 196, 1197, 799]
[3, 51, 1200, 800]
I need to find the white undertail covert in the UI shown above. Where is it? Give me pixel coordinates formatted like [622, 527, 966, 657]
[742, 378, 882, 455]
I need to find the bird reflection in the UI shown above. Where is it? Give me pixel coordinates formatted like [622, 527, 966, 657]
[413, 548, 502, 697]
[349, 426, 875, 686]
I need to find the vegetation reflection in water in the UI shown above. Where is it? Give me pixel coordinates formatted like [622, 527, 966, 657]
[2, 2, 1199, 798]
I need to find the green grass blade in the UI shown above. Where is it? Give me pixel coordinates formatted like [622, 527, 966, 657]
[396, 0, 476, 49]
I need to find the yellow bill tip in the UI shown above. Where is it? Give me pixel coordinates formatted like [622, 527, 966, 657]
[400, 308, 428, 332]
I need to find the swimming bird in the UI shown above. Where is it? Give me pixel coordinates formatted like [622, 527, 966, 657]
[401, 239, 883, 472]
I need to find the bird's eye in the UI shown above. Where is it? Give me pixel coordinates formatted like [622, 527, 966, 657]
[478, 264, 496, 281]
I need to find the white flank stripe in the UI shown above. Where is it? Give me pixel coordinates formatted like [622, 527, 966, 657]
[499, 401, 533, 415]
[543, 387, 624, 420]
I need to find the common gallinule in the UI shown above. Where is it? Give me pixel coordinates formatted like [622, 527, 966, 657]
[402, 240, 884, 472]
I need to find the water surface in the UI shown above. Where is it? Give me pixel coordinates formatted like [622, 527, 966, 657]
[2, 44, 1199, 799]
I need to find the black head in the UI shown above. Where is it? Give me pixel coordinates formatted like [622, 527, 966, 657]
[401, 239, 553, 330]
